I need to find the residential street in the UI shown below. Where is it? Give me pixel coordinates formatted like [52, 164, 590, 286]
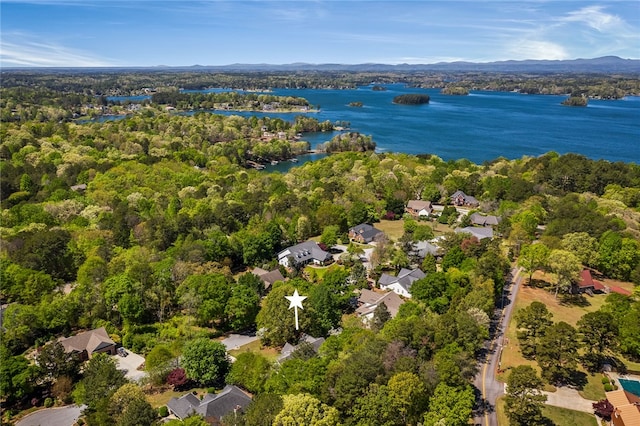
[16, 405, 85, 426]
[473, 267, 523, 426]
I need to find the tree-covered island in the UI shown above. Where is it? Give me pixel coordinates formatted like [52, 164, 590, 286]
[1, 70, 639, 426]
[392, 93, 431, 104]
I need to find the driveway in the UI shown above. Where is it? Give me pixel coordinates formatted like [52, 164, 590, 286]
[114, 350, 146, 382]
[543, 387, 595, 413]
[221, 333, 259, 351]
[17, 404, 85, 426]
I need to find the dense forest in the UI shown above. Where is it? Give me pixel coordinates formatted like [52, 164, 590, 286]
[1, 72, 639, 426]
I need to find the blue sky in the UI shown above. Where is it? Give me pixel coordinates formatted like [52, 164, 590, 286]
[1, 1, 639, 67]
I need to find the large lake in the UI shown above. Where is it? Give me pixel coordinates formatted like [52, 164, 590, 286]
[108, 84, 640, 164]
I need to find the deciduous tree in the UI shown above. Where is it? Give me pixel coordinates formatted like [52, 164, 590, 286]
[181, 338, 229, 386]
[505, 365, 547, 426]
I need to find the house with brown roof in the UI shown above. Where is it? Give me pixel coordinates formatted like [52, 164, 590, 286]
[59, 327, 116, 361]
[405, 200, 433, 218]
[606, 389, 640, 426]
[355, 289, 405, 322]
[251, 267, 285, 293]
[451, 190, 479, 207]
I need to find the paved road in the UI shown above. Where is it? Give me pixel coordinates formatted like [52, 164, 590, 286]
[473, 267, 524, 426]
[17, 405, 85, 426]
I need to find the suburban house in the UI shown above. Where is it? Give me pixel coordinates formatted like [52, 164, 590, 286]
[469, 212, 500, 226]
[378, 268, 426, 298]
[451, 190, 479, 207]
[411, 240, 440, 259]
[348, 223, 384, 244]
[167, 385, 252, 424]
[405, 200, 433, 218]
[59, 327, 116, 361]
[606, 389, 640, 426]
[251, 267, 285, 293]
[355, 289, 405, 322]
[277, 241, 332, 268]
[575, 269, 606, 295]
[278, 334, 325, 362]
[455, 226, 494, 240]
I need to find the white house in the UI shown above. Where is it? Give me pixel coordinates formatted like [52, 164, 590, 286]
[378, 268, 426, 298]
[277, 241, 332, 268]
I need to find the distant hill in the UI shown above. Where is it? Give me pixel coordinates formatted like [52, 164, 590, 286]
[202, 56, 640, 73]
[4, 56, 639, 73]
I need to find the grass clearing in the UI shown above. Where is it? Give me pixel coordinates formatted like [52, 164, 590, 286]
[580, 373, 607, 401]
[227, 338, 280, 362]
[542, 405, 598, 426]
[375, 219, 405, 241]
[145, 387, 207, 408]
[496, 396, 509, 426]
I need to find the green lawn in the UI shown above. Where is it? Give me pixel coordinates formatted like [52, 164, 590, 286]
[227, 338, 280, 362]
[146, 387, 207, 408]
[542, 405, 598, 426]
[580, 373, 606, 401]
[498, 398, 598, 426]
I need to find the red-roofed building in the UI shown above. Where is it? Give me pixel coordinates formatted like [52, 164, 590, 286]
[609, 286, 632, 297]
[575, 269, 606, 295]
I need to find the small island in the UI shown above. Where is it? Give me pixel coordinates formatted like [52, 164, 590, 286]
[392, 94, 430, 105]
[348, 101, 363, 107]
[372, 85, 387, 91]
[561, 96, 588, 107]
[441, 86, 469, 96]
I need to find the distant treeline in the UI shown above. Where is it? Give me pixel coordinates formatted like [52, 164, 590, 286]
[3, 70, 639, 100]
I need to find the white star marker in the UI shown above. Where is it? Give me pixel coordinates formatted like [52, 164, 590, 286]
[285, 289, 307, 330]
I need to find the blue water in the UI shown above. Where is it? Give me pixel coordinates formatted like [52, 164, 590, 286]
[619, 378, 640, 397]
[104, 84, 640, 164]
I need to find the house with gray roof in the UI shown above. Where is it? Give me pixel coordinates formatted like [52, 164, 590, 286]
[455, 226, 494, 240]
[411, 240, 440, 259]
[378, 268, 426, 298]
[277, 241, 332, 268]
[278, 334, 325, 362]
[59, 327, 116, 361]
[348, 223, 384, 244]
[469, 212, 500, 227]
[167, 385, 252, 423]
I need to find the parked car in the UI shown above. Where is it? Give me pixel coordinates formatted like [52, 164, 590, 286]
[117, 347, 128, 357]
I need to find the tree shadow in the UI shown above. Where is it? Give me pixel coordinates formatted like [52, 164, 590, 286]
[567, 370, 588, 389]
[559, 293, 591, 307]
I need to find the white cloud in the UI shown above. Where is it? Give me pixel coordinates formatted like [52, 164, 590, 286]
[560, 5, 623, 33]
[0, 35, 116, 67]
[506, 40, 569, 60]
